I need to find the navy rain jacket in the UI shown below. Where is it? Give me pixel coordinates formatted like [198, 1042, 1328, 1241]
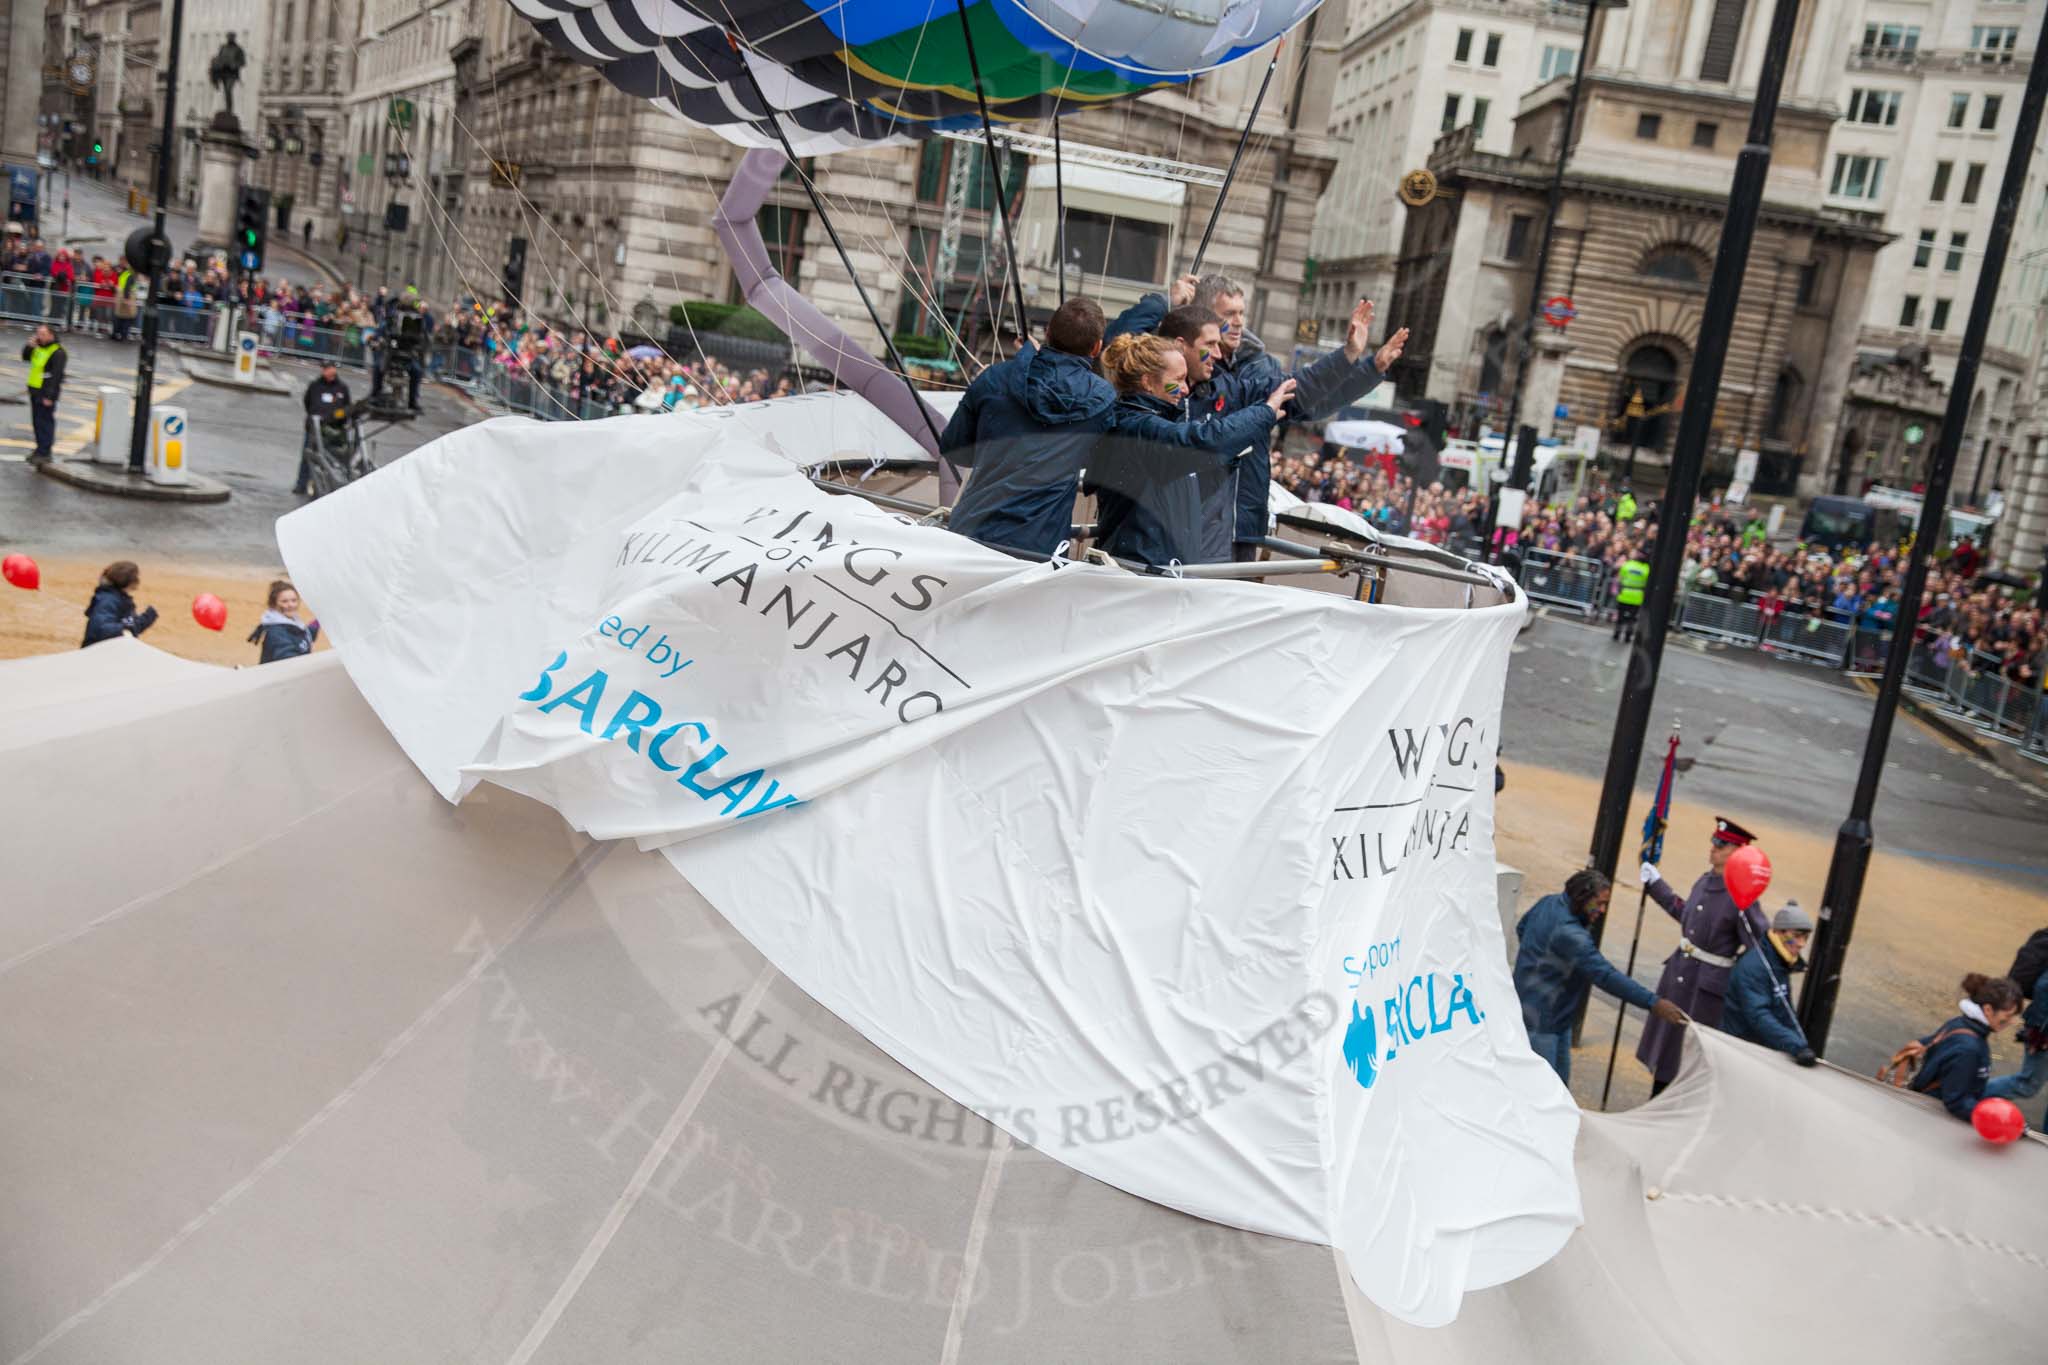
[81, 587, 157, 647]
[1721, 942, 1810, 1056]
[1511, 892, 1658, 1038]
[941, 343, 1116, 558]
[1911, 1014, 1993, 1121]
[1091, 392, 1276, 568]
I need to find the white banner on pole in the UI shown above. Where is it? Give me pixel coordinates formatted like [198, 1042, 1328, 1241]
[278, 395, 1577, 1327]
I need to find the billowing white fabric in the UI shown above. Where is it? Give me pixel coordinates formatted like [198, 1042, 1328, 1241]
[277, 392, 1578, 1325]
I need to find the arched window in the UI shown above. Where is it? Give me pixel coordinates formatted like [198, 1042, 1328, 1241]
[1765, 367, 1802, 441]
[1614, 344, 1681, 451]
[1641, 249, 1704, 284]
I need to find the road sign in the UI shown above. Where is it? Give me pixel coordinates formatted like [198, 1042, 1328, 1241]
[235, 332, 258, 385]
[1541, 296, 1576, 329]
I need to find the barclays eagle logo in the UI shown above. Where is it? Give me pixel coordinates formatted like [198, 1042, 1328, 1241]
[1344, 1002, 1379, 1089]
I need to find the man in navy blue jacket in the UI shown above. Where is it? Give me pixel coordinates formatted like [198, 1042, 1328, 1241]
[1105, 275, 1409, 559]
[1722, 902, 1818, 1066]
[941, 298, 1116, 559]
[1513, 869, 1687, 1084]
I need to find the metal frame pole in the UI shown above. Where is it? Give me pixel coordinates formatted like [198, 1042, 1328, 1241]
[1052, 115, 1067, 305]
[723, 32, 945, 453]
[1799, 8, 2048, 1053]
[1478, 0, 1605, 560]
[1188, 44, 1279, 280]
[1585, 0, 1806, 921]
[953, 0, 1033, 340]
[126, 0, 185, 472]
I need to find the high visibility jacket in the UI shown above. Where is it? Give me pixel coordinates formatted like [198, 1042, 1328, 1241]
[1617, 558, 1650, 606]
[1616, 493, 1638, 522]
[26, 341, 63, 394]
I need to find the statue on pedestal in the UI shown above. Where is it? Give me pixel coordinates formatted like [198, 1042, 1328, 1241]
[208, 33, 247, 130]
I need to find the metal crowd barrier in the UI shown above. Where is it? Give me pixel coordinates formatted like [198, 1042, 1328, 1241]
[0, 272, 77, 325]
[1675, 590, 1763, 646]
[1516, 548, 1609, 616]
[1756, 608, 1855, 668]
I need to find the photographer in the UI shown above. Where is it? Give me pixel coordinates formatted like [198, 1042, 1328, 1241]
[298, 360, 353, 496]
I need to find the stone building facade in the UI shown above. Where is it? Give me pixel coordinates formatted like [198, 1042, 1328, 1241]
[1387, 0, 1893, 497]
[254, 0, 360, 247]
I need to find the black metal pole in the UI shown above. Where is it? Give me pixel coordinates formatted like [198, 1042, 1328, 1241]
[954, 0, 1032, 340]
[1585, 0, 1804, 928]
[1478, 0, 1603, 560]
[1188, 44, 1279, 280]
[127, 0, 185, 472]
[1052, 115, 1067, 306]
[1799, 9, 2047, 1055]
[724, 32, 945, 453]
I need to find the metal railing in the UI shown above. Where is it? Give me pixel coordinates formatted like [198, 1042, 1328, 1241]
[1756, 607, 1856, 668]
[1898, 640, 2048, 751]
[1516, 548, 1610, 616]
[1675, 590, 1763, 646]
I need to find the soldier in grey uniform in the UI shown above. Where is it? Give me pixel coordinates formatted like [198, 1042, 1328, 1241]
[1635, 816, 1770, 1096]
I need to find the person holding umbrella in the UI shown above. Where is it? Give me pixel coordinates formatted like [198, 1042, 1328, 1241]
[1636, 817, 1771, 1096]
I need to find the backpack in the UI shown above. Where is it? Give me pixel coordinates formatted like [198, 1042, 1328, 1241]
[2007, 929, 2048, 998]
[1876, 1026, 1972, 1089]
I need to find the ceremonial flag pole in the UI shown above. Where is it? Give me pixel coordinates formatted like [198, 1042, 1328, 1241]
[1599, 721, 1679, 1111]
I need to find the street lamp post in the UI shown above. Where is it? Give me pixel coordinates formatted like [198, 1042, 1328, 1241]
[125, 0, 184, 475]
[1798, 7, 2048, 1055]
[1583, 0, 1811, 936]
[1481, 0, 1625, 559]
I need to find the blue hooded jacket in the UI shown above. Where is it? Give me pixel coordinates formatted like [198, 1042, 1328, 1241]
[1722, 940, 1810, 1056]
[1911, 1014, 1993, 1121]
[1104, 294, 1384, 545]
[942, 343, 1116, 558]
[1512, 892, 1658, 1038]
[1091, 391, 1276, 568]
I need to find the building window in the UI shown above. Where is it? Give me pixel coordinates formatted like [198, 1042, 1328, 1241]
[1693, 121, 1719, 149]
[1065, 209, 1167, 284]
[1861, 23, 1922, 53]
[1980, 95, 2002, 131]
[1961, 162, 1985, 204]
[1829, 154, 1885, 200]
[1931, 160, 1953, 199]
[1482, 32, 1502, 67]
[1948, 93, 1970, 128]
[1913, 229, 1935, 267]
[1930, 298, 1951, 331]
[1641, 248, 1705, 283]
[1540, 45, 1577, 80]
[1700, 0, 1748, 80]
[1796, 261, 1821, 305]
[1970, 26, 2019, 61]
[1945, 232, 1967, 271]
[1847, 89, 1900, 125]
[758, 205, 807, 281]
[1454, 28, 1473, 62]
[1636, 113, 1662, 139]
[1472, 97, 1490, 135]
[1765, 368, 1802, 441]
[1504, 213, 1532, 260]
[1442, 94, 1462, 131]
[1900, 295, 1920, 327]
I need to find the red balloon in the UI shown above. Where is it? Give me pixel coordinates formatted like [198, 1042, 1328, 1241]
[1724, 844, 1772, 909]
[192, 592, 228, 632]
[1, 553, 39, 590]
[1973, 1097, 2027, 1144]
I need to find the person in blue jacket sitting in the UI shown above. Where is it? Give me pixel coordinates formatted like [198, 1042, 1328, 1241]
[940, 297, 1117, 560]
[1088, 332, 1292, 569]
[1512, 868, 1687, 1084]
[1908, 972, 2025, 1121]
[1722, 901, 1819, 1066]
[246, 579, 321, 664]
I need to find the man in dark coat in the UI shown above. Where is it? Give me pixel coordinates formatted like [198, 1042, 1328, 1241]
[1984, 927, 2048, 1104]
[942, 297, 1116, 559]
[1722, 901, 1817, 1065]
[20, 322, 65, 465]
[1636, 816, 1770, 1094]
[1512, 868, 1686, 1084]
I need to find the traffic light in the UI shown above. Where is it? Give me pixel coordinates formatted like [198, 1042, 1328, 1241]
[234, 186, 270, 272]
[89, 139, 102, 165]
[502, 236, 527, 308]
[1416, 398, 1449, 447]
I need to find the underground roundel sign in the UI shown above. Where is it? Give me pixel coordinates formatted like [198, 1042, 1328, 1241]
[1542, 296, 1576, 329]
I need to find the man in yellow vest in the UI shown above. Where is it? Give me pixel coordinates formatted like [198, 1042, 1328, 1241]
[1614, 542, 1650, 642]
[20, 323, 66, 466]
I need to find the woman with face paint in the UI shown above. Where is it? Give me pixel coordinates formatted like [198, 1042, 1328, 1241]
[1086, 332, 1294, 569]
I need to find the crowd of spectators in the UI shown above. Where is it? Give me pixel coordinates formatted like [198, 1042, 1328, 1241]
[1272, 451, 1490, 548]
